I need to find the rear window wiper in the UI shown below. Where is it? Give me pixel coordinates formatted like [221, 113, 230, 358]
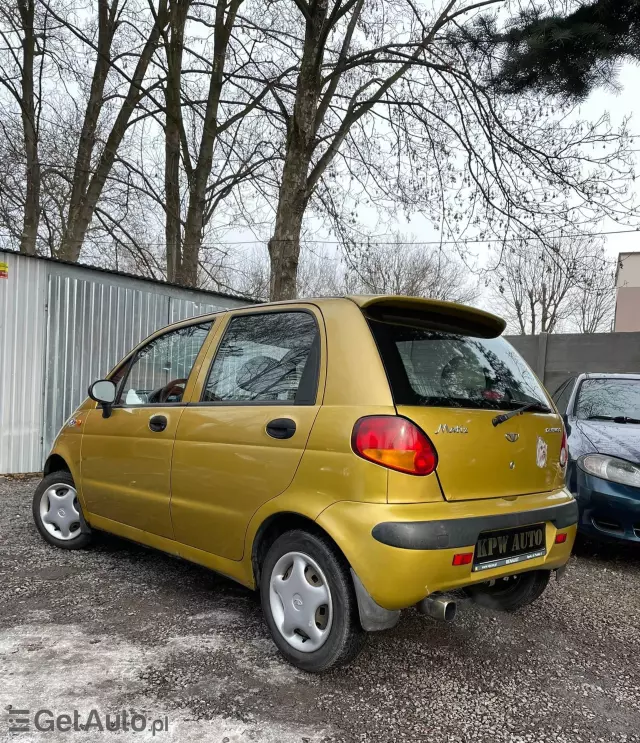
[492, 401, 552, 427]
[587, 415, 640, 424]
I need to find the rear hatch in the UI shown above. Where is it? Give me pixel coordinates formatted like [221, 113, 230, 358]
[359, 297, 564, 501]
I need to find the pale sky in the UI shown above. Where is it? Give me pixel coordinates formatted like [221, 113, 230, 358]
[581, 63, 640, 261]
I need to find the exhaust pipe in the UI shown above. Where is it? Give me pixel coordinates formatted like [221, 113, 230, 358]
[417, 595, 457, 622]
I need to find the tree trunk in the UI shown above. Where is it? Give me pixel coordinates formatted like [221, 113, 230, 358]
[18, 0, 39, 256]
[164, 0, 189, 282]
[179, 0, 240, 287]
[267, 0, 328, 300]
[58, 0, 114, 262]
[57, 0, 168, 262]
[268, 171, 307, 300]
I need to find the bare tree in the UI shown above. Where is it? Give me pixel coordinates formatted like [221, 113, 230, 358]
[1, 0, 638, 293]
[490, 235, 614, 334]
[159, 0, 282, 285]
[220, 236, 477, 303]
[255, 0, 637, 300]
[0, 0, 49, 254]
[162, 0, 189, 282]
[347, 235, 478, 303]
[35, 0, 171, 262]
[569, 262, 616, 333]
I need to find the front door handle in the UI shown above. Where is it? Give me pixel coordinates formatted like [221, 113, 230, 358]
[149, 414, 168, 433]
[266, 418, 296, 440]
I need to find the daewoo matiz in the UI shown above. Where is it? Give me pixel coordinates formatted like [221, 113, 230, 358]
[33, 296, 577, 672]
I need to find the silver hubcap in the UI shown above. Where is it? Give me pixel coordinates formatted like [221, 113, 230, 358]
[39, 483, 81, 540]
[269, 551, 333, 653]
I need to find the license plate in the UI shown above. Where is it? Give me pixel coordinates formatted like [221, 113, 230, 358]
[473, 523, 546, 572]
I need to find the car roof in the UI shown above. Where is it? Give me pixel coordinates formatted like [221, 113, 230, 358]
[577, 373, 640, 381]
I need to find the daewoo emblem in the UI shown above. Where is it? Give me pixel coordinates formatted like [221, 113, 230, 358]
[434, 424, 468, 434]
[505, 433, 519, 442]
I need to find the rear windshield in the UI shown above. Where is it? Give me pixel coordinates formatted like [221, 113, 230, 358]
[368, 319, 549, 410]
[575, 378, 640, 420]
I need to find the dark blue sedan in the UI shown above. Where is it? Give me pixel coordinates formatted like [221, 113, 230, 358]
[551, 373, 640, 543]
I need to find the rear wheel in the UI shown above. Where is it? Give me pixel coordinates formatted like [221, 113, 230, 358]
[32, 471, 93, 549]
[260, 530, 365, 673]
[466, 570, 550, 612]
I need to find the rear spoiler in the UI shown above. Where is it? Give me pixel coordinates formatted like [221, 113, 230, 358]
[347, 295, 506, 339]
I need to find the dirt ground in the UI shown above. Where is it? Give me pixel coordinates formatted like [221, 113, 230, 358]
[2, 475, 639, 743]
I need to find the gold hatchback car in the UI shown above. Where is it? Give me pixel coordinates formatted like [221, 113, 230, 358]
[33, 296, 577, 672]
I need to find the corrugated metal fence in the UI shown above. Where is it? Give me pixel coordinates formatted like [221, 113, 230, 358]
[0, 251, 246, 474]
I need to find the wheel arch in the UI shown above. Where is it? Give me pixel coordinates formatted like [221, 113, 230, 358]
[251, 511, 349, 585]
[43, 453, 71, 476]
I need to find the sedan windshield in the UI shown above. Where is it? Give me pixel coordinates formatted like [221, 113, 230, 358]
[368, 319, 549, 410]
[575, 379, 640, 421]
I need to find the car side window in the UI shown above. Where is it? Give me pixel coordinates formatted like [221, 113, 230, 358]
[117, 322, 212, 406]
[551, 381, 568, 405]
[202, 312, 319, 404]
[553, 378, 575, 415]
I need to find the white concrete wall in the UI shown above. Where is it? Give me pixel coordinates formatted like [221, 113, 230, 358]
[616, 252, 640, 288]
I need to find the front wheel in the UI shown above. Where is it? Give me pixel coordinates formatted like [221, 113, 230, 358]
[260, 530, 365, 673]
[466, 570, 550, 612]
[32, 471, 93, 549]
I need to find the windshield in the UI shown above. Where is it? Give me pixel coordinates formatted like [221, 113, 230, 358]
[575, 379, 640, 420]
[369, 319, 549, 410]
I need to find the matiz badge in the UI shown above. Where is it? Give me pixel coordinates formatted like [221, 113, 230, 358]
[536, 436, 548, 468]
[434, 424, 468, 434]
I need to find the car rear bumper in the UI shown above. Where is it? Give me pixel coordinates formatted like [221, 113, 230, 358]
[575, 469, 640, 543]
[371, 499, 578, 550]
[317, 488, 577, 611]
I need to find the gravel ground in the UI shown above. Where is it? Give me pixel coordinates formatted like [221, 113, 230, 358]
[2, 475, 640, 743]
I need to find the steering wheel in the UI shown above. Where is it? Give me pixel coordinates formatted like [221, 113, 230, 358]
[158, 378, 187, 403]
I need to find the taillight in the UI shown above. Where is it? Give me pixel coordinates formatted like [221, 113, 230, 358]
[351, 416, 438, 476]
[560, 429, 568, 468]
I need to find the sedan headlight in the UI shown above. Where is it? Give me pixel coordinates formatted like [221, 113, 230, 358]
[579, 454, 640, 489]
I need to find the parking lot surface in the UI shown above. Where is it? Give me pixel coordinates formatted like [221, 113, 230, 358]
[2, 476, 640, 743]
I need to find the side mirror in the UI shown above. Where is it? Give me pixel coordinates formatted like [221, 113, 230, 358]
[88, 379, 117, 419]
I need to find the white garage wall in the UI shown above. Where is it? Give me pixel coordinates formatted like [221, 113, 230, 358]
[0, 251, 248, 474]
[0, 252, 48, 474]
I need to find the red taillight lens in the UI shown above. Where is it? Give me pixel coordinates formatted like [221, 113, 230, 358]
[352, 416, 438, 476]
[555, 533, 568, 544]
[560, 429, 568, 468]
[452, 552, 474, 566]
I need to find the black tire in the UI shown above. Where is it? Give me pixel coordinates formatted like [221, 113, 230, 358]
[32, 471, 93, 550]
[260, 529, 365, 673]
[466, 570, 550, 612]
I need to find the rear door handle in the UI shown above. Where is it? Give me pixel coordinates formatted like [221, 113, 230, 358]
[149, 414, 168, 432]
[266, 418, 296, 440]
